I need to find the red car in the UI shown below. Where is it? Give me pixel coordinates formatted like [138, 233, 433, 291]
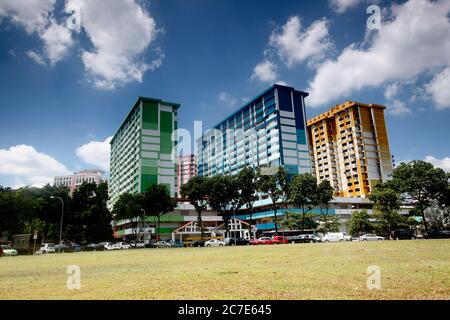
[250, 237, 274, 245]
[272, 236, 289, 244]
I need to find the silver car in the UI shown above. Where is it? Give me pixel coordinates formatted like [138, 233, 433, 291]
[359, 234, 384, 241]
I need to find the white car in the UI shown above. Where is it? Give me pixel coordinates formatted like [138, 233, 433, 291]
[130, 242, 145, 248]
[38, 243, 56, 254]
[323, 232, 352, 242]
[359, 234, 384, 241]
[115, 242, 131, 250]
[103, 242, 116, 250]
[205, 239, 225, 247]
[1, 245, 18, 256]
[155, 241, 172, 248]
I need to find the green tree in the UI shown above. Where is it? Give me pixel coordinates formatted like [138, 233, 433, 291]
[112, 192, 143, 241]
[142, 184, 176, 241]
[236, 167, 257, 238]
[289, 173, 318, 231]
[315, 180, 334, 215]
[256, 168, 281, 233]
[348, 210, 375, 236]
[278, 212, 318, 231]
[206, 175, 235, 237]
[276, 167, 290, 212]
[83, 182, 113, 243]
[181, 176, 209, 240]
[318, 214, 341, 233]
[369, 182, 404, 235]
[391, 161, 448, 230]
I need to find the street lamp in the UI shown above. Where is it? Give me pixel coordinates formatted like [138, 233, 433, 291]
[50, 196, 64, 253]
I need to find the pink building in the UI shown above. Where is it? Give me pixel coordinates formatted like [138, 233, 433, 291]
[177, 155, 197, 196]
[54, 169, 105, 194]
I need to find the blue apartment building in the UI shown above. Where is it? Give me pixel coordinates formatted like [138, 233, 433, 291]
[197, 84, 311, 177]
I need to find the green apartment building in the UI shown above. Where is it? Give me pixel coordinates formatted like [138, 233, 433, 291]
[108, 97, 180, 209]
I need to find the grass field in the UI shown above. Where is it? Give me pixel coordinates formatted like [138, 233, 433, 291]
[1, 240, 449, 300]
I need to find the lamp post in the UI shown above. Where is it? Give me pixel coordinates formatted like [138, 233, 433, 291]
[50, 196, 64, 253]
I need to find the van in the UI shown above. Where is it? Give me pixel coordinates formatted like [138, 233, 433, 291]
[323, 232, 351, 242]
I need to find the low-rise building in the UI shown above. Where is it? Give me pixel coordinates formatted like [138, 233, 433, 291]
[54, 169, 105, 194]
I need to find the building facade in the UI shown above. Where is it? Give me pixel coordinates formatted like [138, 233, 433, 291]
[54, 169, 104, 194]
[307, 101, 393, 198]
[176, 154, 197, 196]
[198, 84, 311, 177]
[108, 97, 180, 209]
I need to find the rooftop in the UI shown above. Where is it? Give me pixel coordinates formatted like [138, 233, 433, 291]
[307, 100, 386, 126]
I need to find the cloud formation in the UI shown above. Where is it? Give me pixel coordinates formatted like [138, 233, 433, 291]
[0, 144, 70, 188]
[218, 92, 238, 107]
[425, 68, 450, 110]
[424, 155, 450, 172]
[269, 16, 331, 68]
[67, 0, 161, 89]
[307, 0, 450, 108]
[251, 60, 279, 83]
[329, 0, 365, 13]
[0, 0, 161, 88]
[75, 136, 112, 171]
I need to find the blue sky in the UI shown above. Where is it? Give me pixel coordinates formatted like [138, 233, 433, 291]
[0, 0, 449, 188]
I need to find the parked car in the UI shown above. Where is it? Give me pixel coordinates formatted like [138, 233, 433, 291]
[54, 243, 68, 252]
[155, 241, 172, 248]
[424, 229, 450, 239]
[86, 243, 105, 251]
[271, 236, 289, 244]
[359, 234, 384, 241]
[288, 234, 321, 243]
[115, 242, 131, 250]
[192, 240, 207, 247]
[391, 229, 417, 240]
[0, 245, 18, 256]
[250, 237, 273, 245]
[205, 239, 226, 247]
[39, 243, 56, 254]
[169, 240, 183, 247]
[224, 237, 250, 246]
[103, 242, 116, 250]
[130, 242, 146, 248]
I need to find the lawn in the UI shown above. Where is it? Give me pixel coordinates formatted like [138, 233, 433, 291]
[1, 240, 449, 300]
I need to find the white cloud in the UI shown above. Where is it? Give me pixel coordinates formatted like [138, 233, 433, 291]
[387, 99, 412, 117]
[26, 50, 46, 65]
[41, 19, 74, 65]
[0, 0, 56, 34]
[1, 0, 160, 88]
[0, 145, 70, 188]
[67, 0, 160, 89]
[251, 60, 278, 83]
[424, 155, 450, 172]
[269, 16, 331, 68]
[308, 0, 450, 107]
[384, 82, 400, 100]
[75, 137, 112, 171]
[218, 92, 238, 107]
[425, 68, 450, 110]
[0, 0, 72, 65]
[329, 0, 364, 13]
